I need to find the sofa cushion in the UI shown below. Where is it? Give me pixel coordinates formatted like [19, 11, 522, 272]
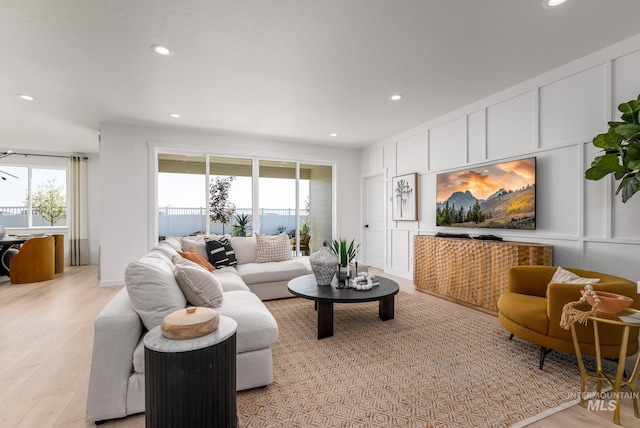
[125, 253, 187, 331]
[236, 260, 310, 285]
[230, 236, 257, 265]
[255, 232, 292, 263]
[164, 237, 183, 252]
[211, 270, 251, 292]
[154, 241, 180, 260]
[132, 339, 145, 374]
[205, 236, 238, 268]
[215, 290, 279, 353]
[177, 248, 215, 271]
[173, 258, 224, 307]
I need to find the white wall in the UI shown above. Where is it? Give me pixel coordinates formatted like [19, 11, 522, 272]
[99, 123, 361, 285]
[362, 33, 640, 282]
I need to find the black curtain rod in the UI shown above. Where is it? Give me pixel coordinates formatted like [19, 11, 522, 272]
[10, 152, 88, 160]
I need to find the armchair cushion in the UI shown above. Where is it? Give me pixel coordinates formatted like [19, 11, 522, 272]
[498, 292, 548, 335]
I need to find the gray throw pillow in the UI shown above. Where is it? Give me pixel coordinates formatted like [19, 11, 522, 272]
[173, 256, 224, 307]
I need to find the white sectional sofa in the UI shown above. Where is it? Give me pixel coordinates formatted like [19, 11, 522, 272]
[86, 234, 311, 423]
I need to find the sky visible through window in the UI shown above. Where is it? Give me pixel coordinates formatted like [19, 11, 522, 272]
[0, 166, 66, 206]
[158, 173, 309, 210]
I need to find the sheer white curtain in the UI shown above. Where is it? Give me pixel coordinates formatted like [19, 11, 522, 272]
[69, 156, 89, 265]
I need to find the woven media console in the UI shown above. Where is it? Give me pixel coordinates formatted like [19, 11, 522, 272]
[413, 236, 553, 313]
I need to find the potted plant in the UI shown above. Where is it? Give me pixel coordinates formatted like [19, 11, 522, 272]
[585, 94, 640, 203]
[330, 238, 360, 283]
[231, 213, 252, 237]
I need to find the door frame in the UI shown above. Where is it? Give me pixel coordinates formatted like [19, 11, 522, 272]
[360, 169, 386, 270]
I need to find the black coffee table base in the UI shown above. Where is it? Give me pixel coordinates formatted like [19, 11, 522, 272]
[317, 296, 394, 339]
[288, 274, 400, 340]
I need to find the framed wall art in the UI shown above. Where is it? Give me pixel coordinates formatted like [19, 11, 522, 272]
[392, 173, 418, 221]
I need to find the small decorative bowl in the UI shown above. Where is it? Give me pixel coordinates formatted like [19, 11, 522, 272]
[580, 290, 634, 314]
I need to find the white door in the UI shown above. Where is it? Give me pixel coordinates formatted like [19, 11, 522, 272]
[363, 173, 385, 269]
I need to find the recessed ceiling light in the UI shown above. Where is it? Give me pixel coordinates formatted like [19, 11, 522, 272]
[390, 94, 403, 101]
[542, 0, 567, 8]
[330, 133, 338, 137]
[169, 113, 181, 118]
[17, 94, 35, 101]
[151, 44, 172, 56]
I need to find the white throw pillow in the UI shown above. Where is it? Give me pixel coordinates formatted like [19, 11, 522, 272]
[173, 258, 224, 307]
[230, 236, 258, 264]
[180, 236, 208, 259]
[125, 254, 187, 331]
[255, 232, 293, 263]
[549, 266, 600, 285]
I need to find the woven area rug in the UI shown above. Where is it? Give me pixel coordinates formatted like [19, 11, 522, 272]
[237, 291, 603, 427]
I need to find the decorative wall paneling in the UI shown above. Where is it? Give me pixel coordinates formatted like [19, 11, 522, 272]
[364, 35, 640, 282]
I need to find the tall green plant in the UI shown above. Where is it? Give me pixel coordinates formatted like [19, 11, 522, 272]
[231, 213, 251, 236]
[585, 95, 640, 203]
[330, 238, 360, 267]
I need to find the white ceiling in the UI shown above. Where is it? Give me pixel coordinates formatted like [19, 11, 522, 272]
[2, 0, 640, 154]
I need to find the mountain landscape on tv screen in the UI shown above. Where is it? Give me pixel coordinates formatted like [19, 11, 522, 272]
[436, 158, 536, 230]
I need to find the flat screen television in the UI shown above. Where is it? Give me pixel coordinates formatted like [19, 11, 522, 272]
[436, 157, 536, 230]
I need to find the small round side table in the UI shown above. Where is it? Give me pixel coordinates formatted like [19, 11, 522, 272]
[569, 308, 640, 425]
[144, 315, 238, 428]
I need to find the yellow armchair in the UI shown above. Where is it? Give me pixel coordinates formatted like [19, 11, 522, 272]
[497, 266, 640, 369]
[10, 236, 56, 284]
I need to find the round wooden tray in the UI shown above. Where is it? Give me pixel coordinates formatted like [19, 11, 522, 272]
[161, 307, 220, 340]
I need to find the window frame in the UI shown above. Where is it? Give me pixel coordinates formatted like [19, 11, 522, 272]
[0, 160, 70, 231]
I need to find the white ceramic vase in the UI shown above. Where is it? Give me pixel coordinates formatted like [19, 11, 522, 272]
[310, 246, 337, 286]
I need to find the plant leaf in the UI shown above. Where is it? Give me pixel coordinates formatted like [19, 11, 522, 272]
[616, 174, 640, 203]
[619, 102, 634, 115]
[614, 123, 640, 139]
[585, 154, 625, 180]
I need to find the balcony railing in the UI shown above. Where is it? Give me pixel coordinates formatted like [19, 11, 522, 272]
[157, 207, 308, 237]
[0, 206, 308, 236]
[0, 206, 67, 227]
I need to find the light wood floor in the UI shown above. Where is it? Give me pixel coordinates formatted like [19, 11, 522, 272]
[0, 266, 638, 427]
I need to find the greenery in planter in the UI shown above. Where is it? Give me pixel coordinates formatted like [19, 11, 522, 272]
[300, 219, 311, 236]
[585, 95, 640, 203]
[330, 238, 360, 267]
[231, 213, 252, 237]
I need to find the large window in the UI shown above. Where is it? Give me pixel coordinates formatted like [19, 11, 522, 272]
[210, 157, 252, 236]
[157, 154, 207, 239]
[156, 152, 333, 254]
[0, 165, 67, 228]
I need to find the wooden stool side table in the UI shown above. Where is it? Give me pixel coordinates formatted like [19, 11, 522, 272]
[144, 316, 238, 428]
[570, 308, 640, 425]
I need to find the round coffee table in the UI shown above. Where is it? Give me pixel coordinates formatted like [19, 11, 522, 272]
[287, 274, 399, 339]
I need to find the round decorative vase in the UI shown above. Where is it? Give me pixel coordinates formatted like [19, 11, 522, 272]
[310, 247, 337, 286]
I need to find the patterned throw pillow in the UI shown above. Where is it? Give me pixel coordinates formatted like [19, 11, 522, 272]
[549, 266, 600, 285]
[204, 236, 238, 268]
[177, 249, 215, 271]
[255, 232, 293, 263]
